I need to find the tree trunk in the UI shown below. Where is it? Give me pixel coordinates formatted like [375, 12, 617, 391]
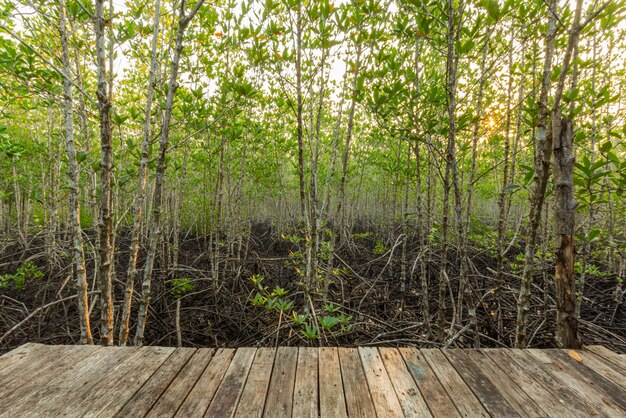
[553, 117, 580, 348]
[118, 0, 162, 346]
[516, 0, 585, 348]
[94, 0, 115, 346]
[59, 0, 93, 344]
[439, 0, 464, 338]
[134, 0, 204, 346]
[495, 24, 514, 337]
[515, 0, 558, 348]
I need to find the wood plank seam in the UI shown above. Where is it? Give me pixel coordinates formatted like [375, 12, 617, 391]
[234, 347, 277, 418]
[393, 348, 435, 417]
[522, 349, 624, 417]
[262, 346, 298, 418]
[203, 348, 254, 417]
[259, 347, 279, 417]
[337, 347, 377, 418]
[334, 349, 353, 418]
[421, 349, 488, 417]
[114, 348, 196, 417]
[145, 348, 216, 417]
[170, 349, 221, 417]
[109, 347, 179, 416]
[443, 349, 517, 417]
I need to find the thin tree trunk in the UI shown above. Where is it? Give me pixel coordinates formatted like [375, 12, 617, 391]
[495, 24, 514, 337]
[515, 0, 558, 348]
[577, 32, 596, 319]
[439, 0, 464, 338]
[59, 0, 92, 344]
[118, 0, 162, 346]
[410, 35, 431, 333]
[134, 0, 205, 346]
[516, 0, 586, 347]
[94, 0, 115, 346]
[175, 299, 182, 347]
[335, 44, 361, 244]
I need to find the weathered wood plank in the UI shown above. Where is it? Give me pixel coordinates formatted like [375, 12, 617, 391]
[0, 342, 45, 370]
[473, 349, 550, 417]
[49, 347, 155, 417]
[0, 345, 99, 411]
[0, 343, 56, 382]
[358, 347, 403, 418]
[481, 349, 579, 418]
[8, 347, 137, 417]
[263, 346, 297, 418]
[71, 346, 174, 418]
[504, 349, 599, 417]
[338, 347, 377, 418]
[585, 345, 626, 373]
[114, 347, 196, 417]
[174, 348, 235, 417]
[542, 349, 626, 411]
[318, 347, 347, 418]
[234, 348, 276, 418]
[292, 347, 319, 418]
[146, 348, 215, 417]
[523, 349, 625, 417]
[0, 345, 88, 398]
[565, 349, 626, 391]
[421, 349, 488, 418]
[379, 348, 431, 418]
[399, 348, 460, 418]
[465, 350, 547, 417]
[444, 349, 517, 417]
[203, 348, 255, 418]
[0, 342, 40, 356]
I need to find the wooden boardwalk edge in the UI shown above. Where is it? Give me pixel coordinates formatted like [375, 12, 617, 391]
[0, 344, 624, 418]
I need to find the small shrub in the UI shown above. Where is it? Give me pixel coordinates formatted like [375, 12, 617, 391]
[373, 240, 387, 255]
[170, 278, 195, 299]
[0, 261, 44, 290]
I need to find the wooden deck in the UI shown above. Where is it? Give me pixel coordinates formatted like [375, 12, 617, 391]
[0, 344, 625, 417]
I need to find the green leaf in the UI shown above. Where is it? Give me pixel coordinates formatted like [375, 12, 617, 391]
[481, 0, 500, 22]
[599, 141, 613, 153]
[302, 324, 319, 339]
[563, 88, 579, 103]
[319, 316, 339, 330]
[587, 228, 601, 243]
[503, 184, 521, 192]
[550, 66, 562, 82]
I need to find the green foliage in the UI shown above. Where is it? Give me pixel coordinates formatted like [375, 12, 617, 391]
[0, 261, 43, 290]
[481, 0, 501, 23]
[574, 262, 606, 278]
[301, 323, 319, 339]
[170, 278, 195, 299]
[373, 239, 387, 255]
[319, 316, 339, 330]
[248, 275, 294, 313]
[323, 303, 339, 313]
[248, 273, 353, 340]
[353, 231, 372, 240]
[290, 311, 308, 325]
